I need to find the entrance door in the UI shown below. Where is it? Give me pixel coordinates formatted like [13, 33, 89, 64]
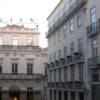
[10, 92, 19, 100]
[10, 96, 19, 100]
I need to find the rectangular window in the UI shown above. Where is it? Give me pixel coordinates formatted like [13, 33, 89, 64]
[91, 39, 97, 57]
[71, 65, 75, 81]
[58, 29, 61, 41]
[49, 54, 52, 63]
[58, 49, 61, 59]
[12, 37, 18, 45]
[78, 38, 83, 53]
[70, 18, 74, 32]
[27, 37, 33, 46]
[54, 70, 56, 82]
[70, 42, 74, 54]
[78, 63, 83, 81]
[53, 52, 56, 61]
[27, 87, 33, 100]
[12, 63, 18, 75]
[50, 71, 52, 82]
[0, 64, 3, 74]
[0, 36, 3, 45]
[63, 25, 67, 38]
[27, 63, 33, 75]
[90, 6, 96, 24]
[58, 69, 61, 82]
[77, 11, 82, 27]
[90, 6, 96, 32]
[64, 46, 67, 58]
[64, 68, 67, 82]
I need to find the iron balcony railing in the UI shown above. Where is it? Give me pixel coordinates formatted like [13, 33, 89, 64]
[47, 81, 84, 91]
[87, 19, 100, 37]
[0, 73, 43, 80]
[46, 0, 87, 38]
[88, 56, 100, 68]
[47, 52, 84, 69]
[0, 45, 39, 50]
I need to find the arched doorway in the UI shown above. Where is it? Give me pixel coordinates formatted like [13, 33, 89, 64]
[9, 85, 20, 100]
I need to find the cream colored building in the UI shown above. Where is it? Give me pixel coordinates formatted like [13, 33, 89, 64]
[0, 24, 48, 100]
[46, 0, 92, 100]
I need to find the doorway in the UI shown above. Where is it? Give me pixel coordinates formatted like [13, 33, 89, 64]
[10, 92, 20, 100]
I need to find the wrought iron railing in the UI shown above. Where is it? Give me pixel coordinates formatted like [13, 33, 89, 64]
[0, 73, 43, 80]
[46, 0, 87, 38]
[87, 19, 100, 37]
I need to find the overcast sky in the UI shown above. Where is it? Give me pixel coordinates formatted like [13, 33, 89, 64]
[0, 0, 60, 48]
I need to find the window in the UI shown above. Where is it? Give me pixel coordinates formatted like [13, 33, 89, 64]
[64, 46, 67, 58]
[58, 49, 61, 59]
[0, 36, 3, 45]
[27, 87, 33, 100]
[70, 0, 75, 8]
[71, 65, 75, 81]
[50, 71, 52, 82]
[53, 52, 56, 61]
[53, 33, 56, 44]
[78, 38, 83, 53]
[27, 63, 33, 75]
[92, 73, 99, 82]
[70, 18, 74, 32]
[63, 25, 67, 38]
[0, 64, 3, 74]
[70, 42, 74, 54]
[90, 6, 96, 31]
[78, 63, 83, 81]
[12, 63, 18, 74]
[12, 36, 18, 45]
[77, 11, 82, 27]
[90, 6, 96, 24]
[49, 54, 52, 62]
[92, 39, 97, 57]
[54, 70, 56, 82]
[58, 69, 61, 82]
[58, 30, 61, 41]
[27, 37, 33, 46]
[64, 68, 67, 82]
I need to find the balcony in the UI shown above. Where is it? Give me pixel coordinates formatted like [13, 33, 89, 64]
[88, 56, 100, 68]
[0, 73, 43, 80]
[74, 52, 84, 62]
[55, 60, 60, 67]
[87, 19, 100, 37]
[66, 55, 73, 64]
[46, 0, 87, 38]
[60, 58, 66, 66]
[0, 45, 40, 50]
[51, 62, 55, 68]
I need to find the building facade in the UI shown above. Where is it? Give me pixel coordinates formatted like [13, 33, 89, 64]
[46, 0, 100, 100]
[87, 0, 100, 100]
[0, 24, 48, 100]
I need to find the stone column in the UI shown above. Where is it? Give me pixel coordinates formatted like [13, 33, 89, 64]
[75, 92, 79, 100]
[61, 90, 64, 100]
[56, 90, 59, 100]
[52, 90, 54, 100]
[47, 88, 50, 100]
[68, 92, 71, 100]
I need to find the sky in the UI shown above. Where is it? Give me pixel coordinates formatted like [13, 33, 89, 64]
[0, 0, 60, 48]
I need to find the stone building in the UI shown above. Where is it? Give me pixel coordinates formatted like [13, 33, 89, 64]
[0, 23, 48, 100]
[46, 0, 100, 100]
